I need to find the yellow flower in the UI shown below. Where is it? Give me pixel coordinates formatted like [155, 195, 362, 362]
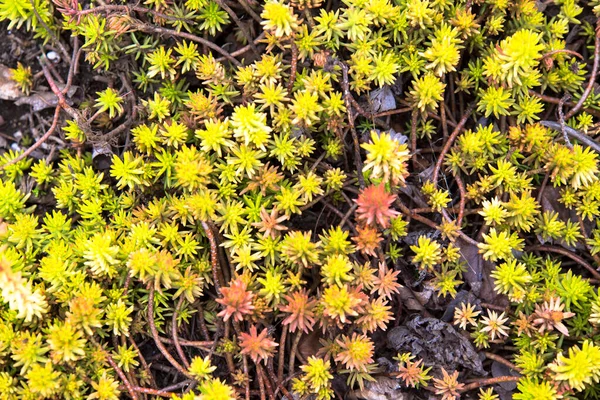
[301, 356, 333, 392]
[410, 236, 442, 271]
[260, 0, 299, 37]
[291, 90, 323, 126]
[361, 131, 410, 186]
[550, 340, 600, 392]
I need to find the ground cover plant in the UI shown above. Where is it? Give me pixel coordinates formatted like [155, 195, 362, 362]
[2, 0, 600, 398]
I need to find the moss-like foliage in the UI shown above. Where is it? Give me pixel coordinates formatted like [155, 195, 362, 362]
[2, 0, 600, 399]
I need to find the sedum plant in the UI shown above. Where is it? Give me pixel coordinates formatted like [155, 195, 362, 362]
[2, 0, 600, 398]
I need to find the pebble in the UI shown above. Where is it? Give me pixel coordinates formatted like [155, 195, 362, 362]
[46, 51, 60, 63]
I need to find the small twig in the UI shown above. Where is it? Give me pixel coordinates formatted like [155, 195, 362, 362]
[460, 376, 521, 392]
[95, 339, 139, 400]
[128, 336, 158, 389]
[287, 41, 299, 95]
[256, 363, 275, 400]
[132, 386, 174, 398]
[539, 120, 600, 154]
[223, 321, 236, 374]
[1, 105, 61, 170]
[558, 94, 573, 149]
[527, 245, 600, 280]
[373, 107, 413, 118]
[410, 109, 418, 170]
[288, 331, 302, 375]
[483, 352, 521, 372]
[541, 48, 584, 61]
[148, 287, 195, 379]
[215, 0, 259, 56]
[277, 325, 287, 385]
[172, 296, 190, 369]
[63, 36, 81, 95]
[396, 199, 479, 246]
[398, 99, 458, 128]
[236, 0, 262, 23]
[195, 302, 212, 342]
[155, 336, 214, 349]
[454, 172, 466, 227]
[529, 90, 600, 118]
[30, 0, 70, 62]
[75, 4, 190, 22]
[216, 32, 265, 62]
[242, 353, 251, 400]
[564, 22, 600, 120]
[267, 360, 293, 400]
[333, 59, 365, 188]
[536, 171, 550, 204]
[339, 204, 358, 229]
[324, 202, 358, 235]
[257, 363, 266, 400]
[432, 102, 476, 185]
[481, 302, 509, 313]
[440, 98, 449, 140]
[134, 22, 241, 66]
[201, 221, 224, 290]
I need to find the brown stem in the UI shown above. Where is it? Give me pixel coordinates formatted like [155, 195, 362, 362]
[536, 171, 550, 204]
[148, 287, 195, 379]
[217, 32, 266, 62]
[132, 386, 174, 397]
[460, 376, 521, 392]
[236, 0, 262, 23]
[483, 352, 521, 372]
[541, 48, 584, 60]
[577, 215, 600, 266]
[128, 336, 158, 389]
[154, 336, 214, 349]
[172, 296, 190, 369]
[2, 50, 91, 169]
[224, 321, 237, 374]
[133, 22, 241, 66]
[215, 0, 259, 56]
[201, 221, 224, 290]
[30, 0, 70, 62]
[526, 245, 600, 280]
[95, 339, 139, 400]
[481, 302, 509, 313]
[396, 199, 479, 246]
[440, 98, 449, 140]
[288, 331, 302, 375]
[454, 172, 466, 227]
[242, 353, 251, 400]
[323, 202, 358, 235]
[267, 360, 293, 400]
[277, 325, 287, 385]
[257, 364, 266, 400]
[529, 90, 600, 118]
[256, 364, 275, 400]
[432, 102, 476, 185]
[195, 301, 212, 342]
[410, 109, 418, 170]
[558, 94, 573, 149]
[334, 59, 365, 188]
[398, 99, 458, 128]
[287, 41, 299, 95]
[565, 23, 600, 120]
[76, 4, 190, 22]
[1, 105, 61, 169]
[374, 107, 413, 118]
